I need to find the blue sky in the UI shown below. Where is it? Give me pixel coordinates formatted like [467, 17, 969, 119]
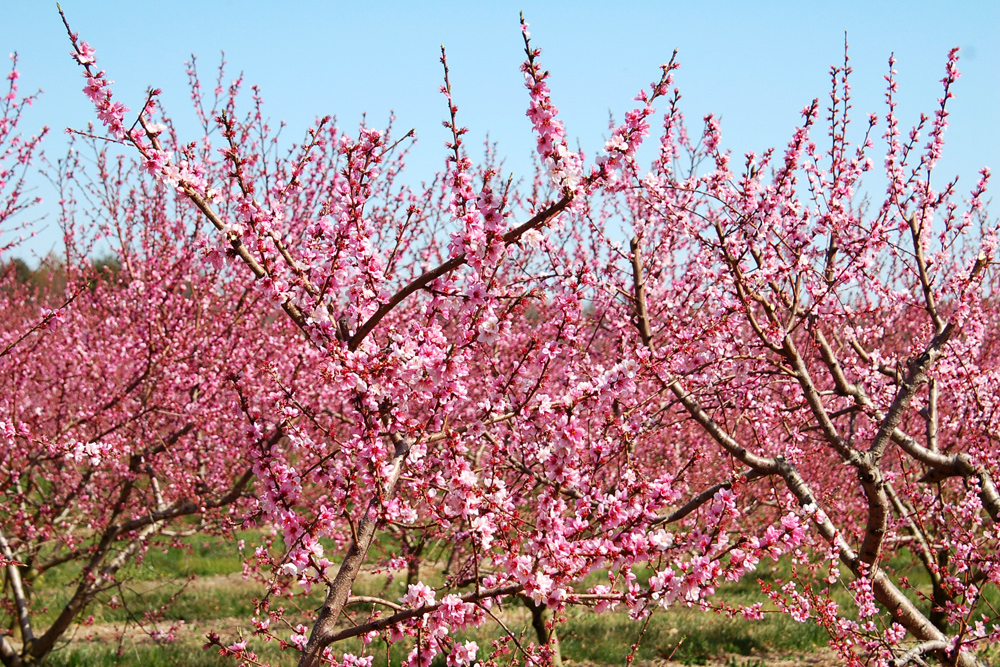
[3, 1, 997, 259]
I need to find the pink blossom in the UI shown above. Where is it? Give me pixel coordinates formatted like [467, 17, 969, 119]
[401, 582, 436, 608]
[82, 77, 105, 103]
[448, 641, 478, 667]
[73, 41, 96, 66]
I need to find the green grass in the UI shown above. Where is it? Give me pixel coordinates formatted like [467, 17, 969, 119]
[38, 562, 837, 667]
[565, 608, 831, 664]
[42, 597, 833, 667]
[25, 533, 262, 628]
[21, 537, 1000, 667]
[136, 534, 251, 579]
[47, 640, 288, 667]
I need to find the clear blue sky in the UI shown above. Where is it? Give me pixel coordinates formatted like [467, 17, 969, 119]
[3, 1, 997, 259]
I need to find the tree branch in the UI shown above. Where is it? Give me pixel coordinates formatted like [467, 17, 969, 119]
[653, 469, 768, 526]
[347, 195, 571, 350]
[0, 528, 34, 648]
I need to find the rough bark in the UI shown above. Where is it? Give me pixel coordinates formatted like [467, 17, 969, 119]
[297, 434, 411, 667]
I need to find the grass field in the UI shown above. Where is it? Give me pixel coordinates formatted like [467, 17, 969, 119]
[15, 533, 991, 667]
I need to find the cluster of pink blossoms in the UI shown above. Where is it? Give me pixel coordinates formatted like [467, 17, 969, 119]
[71, 41, 128, 140]
[519, 20, 581, 193]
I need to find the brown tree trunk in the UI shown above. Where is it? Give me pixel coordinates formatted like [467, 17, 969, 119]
[297, 434, 411, 667]
[523, 596, 563, 667]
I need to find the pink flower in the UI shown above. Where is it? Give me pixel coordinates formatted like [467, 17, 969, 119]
[477, 316, 500, 345]
[83, 77, 105, 104]
[96, 100, 129, 139]
[401, 582, 436, 607]
[449, 641, 478, 667]
[290, 625, 309, 649]
[143, 149, 171, 177]
[73, 41, 96, 66]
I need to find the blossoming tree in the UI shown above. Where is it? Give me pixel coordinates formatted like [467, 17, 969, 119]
[42, 8, 1000, 667]
[0, 59, 307, 666]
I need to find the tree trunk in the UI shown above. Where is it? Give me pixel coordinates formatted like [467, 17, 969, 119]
[523, 596, 562, 667]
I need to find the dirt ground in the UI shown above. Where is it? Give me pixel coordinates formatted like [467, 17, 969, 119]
[654, 651, 845, 667]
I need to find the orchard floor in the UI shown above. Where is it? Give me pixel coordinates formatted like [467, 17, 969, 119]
[41, 573, 849, 667]
[33, 536, 960, 667]
[54, 616, 848, 667]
